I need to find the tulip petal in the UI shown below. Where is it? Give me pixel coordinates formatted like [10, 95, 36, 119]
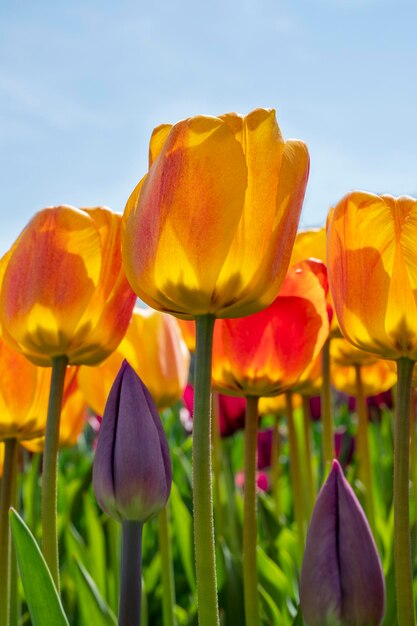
[93, 361, 172, 522]
[122, 115, 248, 317]
[301, 460, 385, 626]
[328, 192, 417, 359]
[212, 262, 328, 396]
[216, 138, 310, 318]
[149, 124, 172, 166]
[0, 206, 102, 363]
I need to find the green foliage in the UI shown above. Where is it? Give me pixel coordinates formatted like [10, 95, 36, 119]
[10, 509, 69, 626]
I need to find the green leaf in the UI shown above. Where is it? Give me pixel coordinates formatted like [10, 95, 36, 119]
[73, 559, 117, 626]
[83, 493, 107, 598]
[169, 482, 195, 591]
[9, 508, 69, 626]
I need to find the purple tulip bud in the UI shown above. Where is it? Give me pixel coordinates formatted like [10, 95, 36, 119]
[93, 360, 172, 522]
[300, 459, 385, 626]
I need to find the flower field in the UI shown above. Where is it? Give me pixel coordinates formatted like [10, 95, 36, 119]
[0, 108, 416, 626]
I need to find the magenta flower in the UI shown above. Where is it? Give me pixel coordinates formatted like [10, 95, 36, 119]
[300, 459, 385, 626]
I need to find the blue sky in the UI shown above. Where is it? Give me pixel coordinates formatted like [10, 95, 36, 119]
[1, 0, 417, 254]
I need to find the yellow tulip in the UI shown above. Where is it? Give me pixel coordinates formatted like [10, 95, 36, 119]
[328, 192, 417, 360]
[122, 108, 309, 319]
[79, 307, 190, 412]
[330, 337, 379, 367]
[259, 392, 303, 416]
[332, 359, 396, 397]
[0, 206, 136, 366]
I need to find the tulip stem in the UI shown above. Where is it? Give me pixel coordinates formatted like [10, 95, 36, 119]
[243, 396, 260, 626]
[302, 395, 315, 520]
[394, 357, 415, 626]
[409, 390, 417, 532]
[211, 392, 225, 540]
[321, 338, 334, 472]
[158, 505, 177, 626]
[271, 412, 281, 517]
[41, 355, 68, 590]
[286, 392, 305, 555]
[354, 364, 377, 538]
[119, 520, 143, 626]
[192, 315, 219, 626]
[0, 437, 18, 626]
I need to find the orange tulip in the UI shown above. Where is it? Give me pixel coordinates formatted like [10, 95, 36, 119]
[79, 307, 190, 412]
[0, 206, 136, 366]
[177, 320, 196, 352]
[0, 330, 84, 446]
[22, 368, 87, 452]
[212, 260, 329, 397]
[327, 192, 417, 360]
[0, 335, 50, 441]
[122, 108, 309, 319]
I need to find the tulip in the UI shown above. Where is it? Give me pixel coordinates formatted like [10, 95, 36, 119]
[300, 459, 385, 626]
[122, 108, 309, 626]
[0, 205, 136, 366]
[327, 193, 417, 625]
[79, 307, 190, 413]
[0, 336, 50, 442]
[21, 368, 87, 453]
[331, 359, 396, 398]
[334, 427, 355, 467]
[94, 360, 172, 626]
[212, 260, 329, 397]
[122, 109, 309, 320]
[93, 360, 171, 522]
[257, 428, 273, 470]
[235, 470, 269, 492]
[177, 320, 196, 352]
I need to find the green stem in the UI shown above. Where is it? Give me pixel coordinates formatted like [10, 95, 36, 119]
[243, 396, 260, 626]
[119, 521, 143, 626]
[271, 412, 281, 517]
[286, 392, 305, 554]
[321, 338, 334, 472]
[158, 505, 177, 626]
[302, 395, 315, 520]
[41, 355, 68, 590]
[409, 390, 417, 531]
[394, 357, 415, 626]
[211, 392, 225, 540]
[107, 516, 121, 614]
[192, 315, 219, 626]
[0, 438, 18, 626]
[354, 364, 377, 538]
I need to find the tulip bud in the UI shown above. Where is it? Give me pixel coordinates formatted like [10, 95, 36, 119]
[93, 360, 172, 522]
[300, 459, 385, 626]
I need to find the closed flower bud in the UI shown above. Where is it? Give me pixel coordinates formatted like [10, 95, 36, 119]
[300, 459, 385, 626]
[93, 360, 172, 523]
